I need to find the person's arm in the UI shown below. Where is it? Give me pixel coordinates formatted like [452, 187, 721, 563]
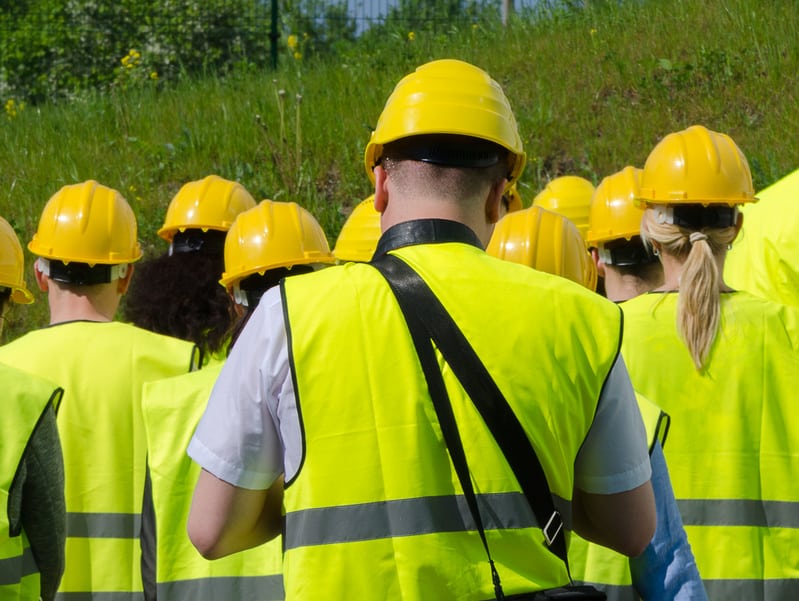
[19, 404, 66, 601]
[572, 355, 656, 557]
[629, 441, 708, 600]
[573, 480, 655, 558]
[187, 288, 289, 559]
[188, 471, 283, 559]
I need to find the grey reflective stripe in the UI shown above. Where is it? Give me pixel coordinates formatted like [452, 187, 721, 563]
[158, 575, 284, 601]
[285, 491, 571, 550]
[571, 582, 636, 601]
[56, 593, 144, 601]
[21, 545, 36, 577]
[66, 512, 141, 538]
[0, 546, 36, 585]
[677, 499, 799, 528]
[703, 578, 799, 600]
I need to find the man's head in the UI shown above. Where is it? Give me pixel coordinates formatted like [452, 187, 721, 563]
[364, 60, 525, 242]
[29, 180, 142, 321]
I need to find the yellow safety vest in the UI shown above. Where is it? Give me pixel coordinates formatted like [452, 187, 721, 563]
[0, 321, 196, 599]
[725, 167, 799, 307]
[0, 363, 61, 600]
[142, 365, 283, 600]
[621, 291, 799, 600]
[281, 241, 623, 600]
[567, 393, 669, 601]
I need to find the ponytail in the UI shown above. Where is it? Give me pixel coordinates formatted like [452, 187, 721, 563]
[641, 209, 737, 370]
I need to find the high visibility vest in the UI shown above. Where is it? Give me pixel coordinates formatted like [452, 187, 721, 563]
[621, 291, 799, 600]
[142, 365, 283, 600]
[281, 242, 623, 600]
[567, 393, 669, 601]
[0, 321, 196, 599]
[725, 167, 799, 307]
[0, 363, 61, 600]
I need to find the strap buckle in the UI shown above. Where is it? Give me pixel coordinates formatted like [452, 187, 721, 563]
[543, 510, 563, 546]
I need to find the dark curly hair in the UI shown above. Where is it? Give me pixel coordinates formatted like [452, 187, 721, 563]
[123, 235, 235, 357]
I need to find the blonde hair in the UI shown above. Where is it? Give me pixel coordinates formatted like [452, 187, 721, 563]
[641, 208, 738, 370]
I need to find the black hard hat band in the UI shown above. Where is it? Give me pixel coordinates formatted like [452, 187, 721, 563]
[655, 205, 738, 230]
[37, 258, 128, 285]
[385, 135, 506, 168]
[599, 238, 658, 267]
[170, 230, 227, 256]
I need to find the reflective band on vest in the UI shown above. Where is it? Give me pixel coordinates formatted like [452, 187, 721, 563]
[621, 291, 799, 596]
[0, 364, 58, 600]
[0, 540, 37, 585]
[66, 513, 140, 538]
[0, 322, 196, 598]
[678, 498, 799, 528]
[156, 575, 284, 600]
[282, 242, 623, 600]
[142, 367, 283, 599]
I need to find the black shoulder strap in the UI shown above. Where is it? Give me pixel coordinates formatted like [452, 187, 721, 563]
[372, 253, 569, 570]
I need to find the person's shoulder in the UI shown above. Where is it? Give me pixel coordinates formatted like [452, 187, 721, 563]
[113, 320, 197, 355]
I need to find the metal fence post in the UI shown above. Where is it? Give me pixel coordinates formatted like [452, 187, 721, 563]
[270, 0, 279, 69]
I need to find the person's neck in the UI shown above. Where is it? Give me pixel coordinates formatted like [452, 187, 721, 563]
[654, 251, 732, 292]
[47, 287, 119, 325]
[603, 269, 661, 303]
[381, 199, 493, 248]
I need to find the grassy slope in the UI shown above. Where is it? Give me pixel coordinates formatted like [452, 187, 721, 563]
[1, 0, 797, 339]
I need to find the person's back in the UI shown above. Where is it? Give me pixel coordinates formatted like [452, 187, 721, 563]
[280, 239, 635, 597]
[621, 125, 799, 599]
[142, 200, 334, 599]
[622, 290, 799, 597]
[0, 181, 196, 598]
[187, 59, 655, 600]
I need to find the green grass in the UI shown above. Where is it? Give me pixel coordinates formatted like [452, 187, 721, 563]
[1, 0, 798, 340]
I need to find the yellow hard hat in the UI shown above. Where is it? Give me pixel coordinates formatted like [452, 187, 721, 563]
[486, 206, 597, 290]
[28, 180, 142, 265]
[532, 176, 595, 240]
[586, 166, 645, 246]
[158, 175, 257, 242]
[364, 59, 526, 186]
[0, 216, 34, 304]
[333, 196, 382, 263]
[638, 125, 757, 206]
[220, 200, 335, 289]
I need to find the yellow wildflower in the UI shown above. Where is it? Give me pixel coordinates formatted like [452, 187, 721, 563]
[408, 31, 416, 42]
[287, 34, 298, 50]
[150, 71, 158, 80]
[293, 51, 302, 61]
